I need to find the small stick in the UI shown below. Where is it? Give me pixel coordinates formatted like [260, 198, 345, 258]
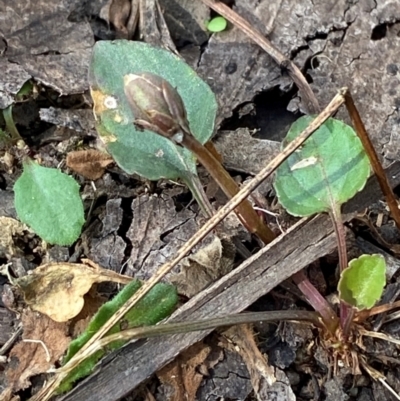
[31, 90, 345, 401]
[200, 0, 320, 114]
[344, 92, 400, 230]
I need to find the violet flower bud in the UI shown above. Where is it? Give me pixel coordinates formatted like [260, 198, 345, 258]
[124, 72, 190, 141]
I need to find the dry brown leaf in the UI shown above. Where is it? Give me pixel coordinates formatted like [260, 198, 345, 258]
[171, 236, 236, 298]
[157, 342, 212, 401]
[66, 149, 113, 180]
[0, 217, 28, 258]
[4, 309, 70, 393]
[15, 260, 132, 322]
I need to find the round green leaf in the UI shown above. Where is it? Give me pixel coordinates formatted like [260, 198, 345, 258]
[207, 17, 227, 32]
[273, 116, 370, 216]
[14, 161, 85, 245]
[89, 40, 217, 181]
[338, 254, 386, 310]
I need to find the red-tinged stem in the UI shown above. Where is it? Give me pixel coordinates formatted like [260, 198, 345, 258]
[292, 270, 339, 334]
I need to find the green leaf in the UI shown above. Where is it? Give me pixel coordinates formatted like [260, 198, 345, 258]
[89, 40, 217, 182]
[338, 254, 386, 310]
[273, 116, 370, 216]
[207, 17, 228, 32]
[58, 280, 178, 393]
[14, 161, 85, 245]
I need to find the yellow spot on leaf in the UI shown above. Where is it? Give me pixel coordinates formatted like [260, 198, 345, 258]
[91, 89, 109, 116]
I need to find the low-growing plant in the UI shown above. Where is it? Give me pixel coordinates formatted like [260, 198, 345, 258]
[103, 41, 389, 342]
[1, 81, 86, 246]
[206, 16, 228, 32]
[32, 40, 400, 399]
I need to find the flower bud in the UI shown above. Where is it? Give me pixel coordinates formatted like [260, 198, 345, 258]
[124, 72, 190, 141]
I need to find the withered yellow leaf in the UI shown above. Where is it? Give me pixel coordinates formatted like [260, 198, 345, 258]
[16, 261, 132, 322]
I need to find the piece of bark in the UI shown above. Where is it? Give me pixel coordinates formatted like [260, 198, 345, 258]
[60, 162, 400, 401]
[1, 0, 94, 97]
[88, 198, 127, 272]
[159, 0, 209, 47]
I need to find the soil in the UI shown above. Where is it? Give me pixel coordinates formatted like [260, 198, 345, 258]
[1, 1, 400, 401]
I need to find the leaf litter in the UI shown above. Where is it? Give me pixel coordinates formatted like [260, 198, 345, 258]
[2, 1, 400, 401]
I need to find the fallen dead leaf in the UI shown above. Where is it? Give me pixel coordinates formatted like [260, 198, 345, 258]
[66, 149, 114, 180]
[15, 260, 133, 322]
[0, 0, 94, 103]
[171, 236, 236, 298]
[4, 309, 70, 394]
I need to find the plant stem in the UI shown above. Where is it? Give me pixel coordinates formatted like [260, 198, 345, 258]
[3, 106, 22, 141]
[292, 270, 339, 333]
[183, 172, 214, 217]
[344, 91, 400, 230]
[181, 133, 276, 244]
[330, 205, 348, 273]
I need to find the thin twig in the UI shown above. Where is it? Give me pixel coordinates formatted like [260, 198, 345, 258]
[199, 0, 320, 114]
[344, 91, 400, 230]
[30, 89, 345, 401]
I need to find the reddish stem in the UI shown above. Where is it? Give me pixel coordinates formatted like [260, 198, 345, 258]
[292, 270, 339, 334]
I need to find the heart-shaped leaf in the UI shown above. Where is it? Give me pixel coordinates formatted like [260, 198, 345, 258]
[274, 116, 370, 216]
[338, 254, 386, 310]
[89, 40, 217, 182]
[14, 161, 85, 245]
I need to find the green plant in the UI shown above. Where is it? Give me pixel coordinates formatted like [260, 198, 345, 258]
[206, 16, 228, 32]
[35, 42, 397, 399]
[2, 80, 86, 246]
[57, 280, 178, 393]
[1, 80, 34, 144]
[89, 40, 275, 242]
[89, 41, 389, 346]
[14, 160, 85, 245]
[120, 70, 389, 363]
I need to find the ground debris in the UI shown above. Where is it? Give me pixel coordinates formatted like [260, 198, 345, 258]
[0, 0, 94, 101]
